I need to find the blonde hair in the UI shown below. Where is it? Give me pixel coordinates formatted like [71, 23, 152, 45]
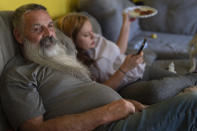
[57, 13, 89, 42]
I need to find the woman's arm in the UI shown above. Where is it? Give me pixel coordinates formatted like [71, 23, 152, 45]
[116, 13, 135, 54]
[103, 52, 144, 90]
[20, 99, 135, 131]
[103, 67, 128, 90]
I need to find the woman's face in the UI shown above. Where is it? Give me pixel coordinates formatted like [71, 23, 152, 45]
[75, 20, 95, 51]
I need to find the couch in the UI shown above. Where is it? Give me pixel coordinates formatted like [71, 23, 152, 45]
[79, 0, 197, 68]
[1, 0, 197, 130]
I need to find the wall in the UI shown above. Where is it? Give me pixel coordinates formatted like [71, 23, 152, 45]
[0, 0, 78, 18]
[132, 0, 143, 2]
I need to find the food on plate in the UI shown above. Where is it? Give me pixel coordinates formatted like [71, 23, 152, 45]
[140, 10, 154, 16]
[125, 6, 158, 18]
[134, 8, 154, 16]
[134, 8, 141, 13]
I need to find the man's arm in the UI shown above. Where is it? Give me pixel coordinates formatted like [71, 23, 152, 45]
[20, 99, 135, 131]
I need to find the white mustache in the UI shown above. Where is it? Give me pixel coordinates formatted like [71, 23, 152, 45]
[39, 36, 56, 49]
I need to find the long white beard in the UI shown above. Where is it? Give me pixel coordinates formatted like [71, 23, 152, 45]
[23, 38, 90, 79]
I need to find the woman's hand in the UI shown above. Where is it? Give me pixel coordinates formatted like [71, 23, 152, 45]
[122, 12, 136, 26]
[120, 51, 144, 72]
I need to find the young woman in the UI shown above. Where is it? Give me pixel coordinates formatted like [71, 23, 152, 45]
[57, 13, 197, 104]
[57, 13, 144, 87]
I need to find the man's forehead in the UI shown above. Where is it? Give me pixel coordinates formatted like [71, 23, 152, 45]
[23, 10, 52, 24]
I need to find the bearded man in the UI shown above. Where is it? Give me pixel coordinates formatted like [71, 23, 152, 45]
[1, 3, 197, 131]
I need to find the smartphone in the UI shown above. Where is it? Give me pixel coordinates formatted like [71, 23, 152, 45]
[136, 38, 147, 55]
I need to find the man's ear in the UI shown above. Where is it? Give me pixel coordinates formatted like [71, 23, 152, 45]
[13, 28, 24, 44]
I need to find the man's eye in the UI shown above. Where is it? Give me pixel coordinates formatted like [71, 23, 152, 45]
[32, 27, 42, 33]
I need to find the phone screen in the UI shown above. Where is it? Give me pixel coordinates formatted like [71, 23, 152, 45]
[136, 38, 147, 55]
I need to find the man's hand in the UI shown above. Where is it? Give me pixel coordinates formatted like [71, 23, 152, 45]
[103, 99, 136, 122]
[126, 99, 148, 112]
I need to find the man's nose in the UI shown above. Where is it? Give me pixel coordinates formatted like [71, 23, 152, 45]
[43, 27, 53, 37]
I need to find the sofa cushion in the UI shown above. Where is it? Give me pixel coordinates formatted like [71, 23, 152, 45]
[0, 11, 20, 75]
[127, 31, 192, 59]
[0, 11, 22, 131]
[79, 0, 140, 42]
[140, 0, 197, 35]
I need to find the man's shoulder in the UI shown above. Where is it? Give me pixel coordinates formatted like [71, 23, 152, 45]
[2, 55, 39, 78]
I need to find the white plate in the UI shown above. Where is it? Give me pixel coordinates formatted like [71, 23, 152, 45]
[124, 6, 158, 18]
